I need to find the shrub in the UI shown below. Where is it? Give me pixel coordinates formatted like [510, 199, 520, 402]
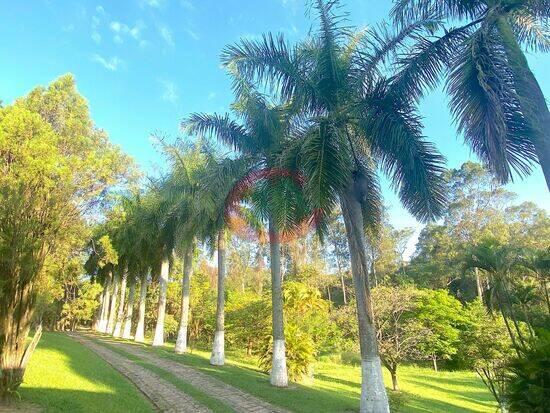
[507, 330, 550, 413]
[340, 351, 361, 366]
[258, 324, 316, 381]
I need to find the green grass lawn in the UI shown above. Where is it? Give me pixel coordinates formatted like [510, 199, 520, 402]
[20, 332, 497, 412]
[19, 332, 152, 413]
[100, 334, 496, 413]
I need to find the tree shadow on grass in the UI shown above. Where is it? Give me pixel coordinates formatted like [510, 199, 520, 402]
[19, 333, 152, 413]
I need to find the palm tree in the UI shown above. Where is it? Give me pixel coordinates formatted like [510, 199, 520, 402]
[464, 237, 531, 352]
[222, 1, 446, 409]
[520, 247, 550, 315]
[391, 0, 550, 188]
[184, 82, 308, 386]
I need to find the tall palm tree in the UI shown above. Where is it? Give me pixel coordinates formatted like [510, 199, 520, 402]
[184, 82, 308, 386]
[222, 1, 446, 410]
[521, 247, 550, 315]
[391, 0, 550, 188]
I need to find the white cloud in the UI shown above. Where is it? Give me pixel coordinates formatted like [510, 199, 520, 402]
[92, 54, 124, 71]
[91, 31, 101, 43]
[139, 39, 149, 48]
[142, 0, 166, 8]
[207, 92, 217, 100]
[159, 25, 174, 46]
[185, 28, 199, 40]
[158, 79, 178, 103]
[109, 20, 145, 44]
[96, 5, 106, 15]
[180, 0, 194, 10]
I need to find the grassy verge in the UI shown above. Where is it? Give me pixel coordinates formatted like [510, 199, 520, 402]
[19, 332, 152, 413]
[97, 334, 497, 413]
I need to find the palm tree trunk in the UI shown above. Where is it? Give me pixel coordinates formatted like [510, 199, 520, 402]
[98, 273, 112, 332]
[175, 245, 193, 353]
[152, 258, 170, 346]
[113, 269, 127, 337]
[122, 276, 135, 339]
[93, 283, 106, 331]
[106, 271, 120, 334]
[134, 272, 148, 343]
[269, 218, 288, 387]
[496, 17, 550, 190]
[210, 230, 226, 366]
[340, 185, 389, 413]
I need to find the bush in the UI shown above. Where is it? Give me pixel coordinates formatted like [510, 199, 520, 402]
[258, 324, 316, 382]
[163, 314, 179, 340]
[340, 351, 361, 366]
[507, 330, 550, 413]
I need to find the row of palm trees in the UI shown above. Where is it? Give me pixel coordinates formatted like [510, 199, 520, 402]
[90, 1, 548, 411]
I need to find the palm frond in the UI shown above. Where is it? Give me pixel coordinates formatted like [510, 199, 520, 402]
[183, 113, 255, 154]
[391, 0, 485, 27]
[359, 80, 447, 222]
[446, 27, 538, 182]
[389, 24, 473, 102]
[509, 9, 550, 52]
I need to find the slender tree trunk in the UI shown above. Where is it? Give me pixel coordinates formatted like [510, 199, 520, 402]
[390, 367, 399, 391]
[113, 269, 127, 337]
[153, 258, 170, 346]
[211, 230, 226, 365]
[106, 271, 120, 334]
[175, 245, 193, 353]
[340, 184, 390, 413]
[475, 267, 483, 302]
[134, 272, 148, 343]
[269, 218, 288, 387]
[432, 356, 438, 372]
[122, 277, 135, 339]
[496, 17, 550, 190]
[98, 273, 112, 333]
[541, 278, 550, 316]
[0, 280, 35, 398]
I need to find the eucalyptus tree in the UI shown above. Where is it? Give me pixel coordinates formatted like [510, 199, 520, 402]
[391, 0, 550, 188]
[184, 82, 309, 386]
[222, 1, 446, 409]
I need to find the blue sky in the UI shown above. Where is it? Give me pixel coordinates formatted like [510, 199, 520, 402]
[1, 0, 549, 250]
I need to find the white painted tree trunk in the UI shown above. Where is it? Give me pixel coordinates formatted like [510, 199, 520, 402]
[269, 219, 288, 387]
[153, 258, 170, 346]
[340, 185, 390, 413]
[175, 245, 193, 354]
[210, 231, 226, 366]
[106, 271, 120, 334]
[93, 285, 105, 331]
[113, 270, 127, 337]
[98, 273, 112, 332]
[122, 276, 136, 339]
[134, 272, 148, 343]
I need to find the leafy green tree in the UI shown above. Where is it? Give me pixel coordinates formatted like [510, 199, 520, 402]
[222, 1, 446, 408]
[392, 0, 550, 188]
[372, 286, 427, 390]
[416, 289, 464, 371]
[0, 75, 131, 397]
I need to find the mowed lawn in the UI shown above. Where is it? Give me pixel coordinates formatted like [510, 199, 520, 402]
[19, 332, 497, 412]
[19, 332, 152, 413]
[99, 333, 497, 413]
